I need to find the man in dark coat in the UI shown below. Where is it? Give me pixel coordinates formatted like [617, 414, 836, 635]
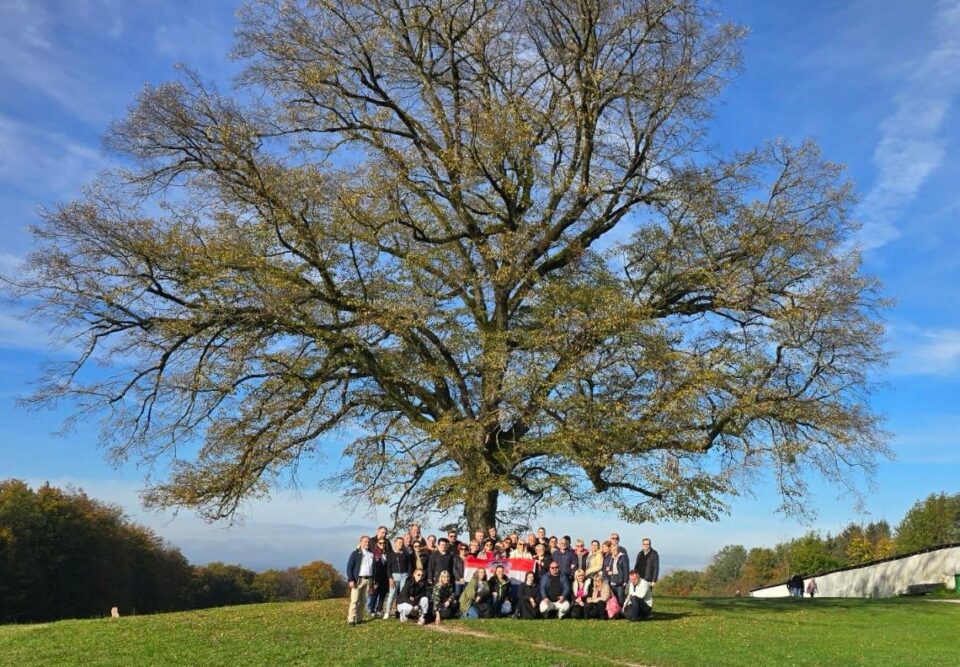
[552, 536, 578, 581]
[346, 535, 375, 625]
[426, 537, 454, 585]
[634, 537, 660, 588]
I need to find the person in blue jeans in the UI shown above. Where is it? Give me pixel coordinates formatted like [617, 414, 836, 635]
[602, 539, 628, 606]
[382, 536, 409, 619]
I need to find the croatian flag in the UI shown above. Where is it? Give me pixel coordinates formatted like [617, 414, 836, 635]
[463, 555, 535, 585]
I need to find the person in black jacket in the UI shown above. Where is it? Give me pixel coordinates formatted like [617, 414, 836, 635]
[427, 537, 454, 585]
[517, 570, 540, 619]
[410, 540, 428, 574]
[532, 542, 551, 582]
[366, 533, 391, 616]
[634, 537, 660, 589]
[382, 536, 410, 619]
[552, 536, 577, 582]
[490, 564, 513, 617]
[609, 532, 629, 570]
[397, 568, 430, 623]
[453, 543, 467, 597]
[572, 538, 590, 574]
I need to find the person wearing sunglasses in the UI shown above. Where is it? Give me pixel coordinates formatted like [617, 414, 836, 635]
[366, 534, 390, 617]
[538, 561, 571, 619]
[453, 543, 468, 597]
[397, 568, 430, 623]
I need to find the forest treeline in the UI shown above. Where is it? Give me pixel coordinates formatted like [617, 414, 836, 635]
[658, 492, 960, 596]
[0, 480, 345, 624]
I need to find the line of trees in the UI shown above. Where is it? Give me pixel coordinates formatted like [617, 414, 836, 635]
[658, 492, 960, 596]
[0, 480, 345, 624]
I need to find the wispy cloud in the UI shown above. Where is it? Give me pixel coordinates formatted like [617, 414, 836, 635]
[0, 1, 116, 124]
[0, 254, 24, 276]
[0, 1, 239, 129]
[0, 308, 55, 352]
[888, 323, 960, 376]
[856, 0, 960, 250]
[0, 115, 108, 199]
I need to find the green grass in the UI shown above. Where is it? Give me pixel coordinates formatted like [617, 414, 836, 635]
[1, 596, 958, 666]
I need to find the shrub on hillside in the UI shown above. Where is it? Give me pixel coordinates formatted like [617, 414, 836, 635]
[253, 567, 308, 602]
[299, 560, 347, 599]
[192, 562, 262, 608]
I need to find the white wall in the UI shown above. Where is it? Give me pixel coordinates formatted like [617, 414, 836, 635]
[751, 546, 960, 598]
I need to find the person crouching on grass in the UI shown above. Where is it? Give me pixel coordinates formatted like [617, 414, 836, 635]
[539, 561, 572, 619]
[517, 570, 541, 619]
[622, 570, 653, 621]
[432, 570, 459, 624]
[397, 568, 430, 623]
[585, 573, 612, 620]
[490, 564, 514, 617]
[569, 568, 591, 619]
[460, 567, 493, 619]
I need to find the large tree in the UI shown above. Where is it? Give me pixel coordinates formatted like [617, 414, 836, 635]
[14, 0, 887, 531]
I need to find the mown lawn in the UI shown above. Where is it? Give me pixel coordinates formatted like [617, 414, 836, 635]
[1, 596, 957, 666]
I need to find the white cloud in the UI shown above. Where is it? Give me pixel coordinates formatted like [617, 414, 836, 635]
[0, 254, 24, 276]
[0, 114, 108, 199]
[0, 2, 115, 124]
[889, 324, 960, 376]
[0, 310, 55, 352]
[856, 0, 960, 250]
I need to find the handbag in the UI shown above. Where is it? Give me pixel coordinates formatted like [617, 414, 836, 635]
[605, 595, 621, 619]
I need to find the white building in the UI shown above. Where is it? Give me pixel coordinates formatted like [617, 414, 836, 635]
[750, 543, 960, 598]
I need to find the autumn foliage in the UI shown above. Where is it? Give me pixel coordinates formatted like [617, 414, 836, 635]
[0, 480, 345, 623]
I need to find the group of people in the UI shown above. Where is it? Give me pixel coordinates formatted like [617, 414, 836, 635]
[345, 524, 659, 626]
[787, 574, 818, 598]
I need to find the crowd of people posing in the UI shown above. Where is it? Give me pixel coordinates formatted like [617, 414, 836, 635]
[345, 524, 659, 626]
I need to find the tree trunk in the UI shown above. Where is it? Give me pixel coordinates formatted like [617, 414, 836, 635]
[464, 488, 499, 535]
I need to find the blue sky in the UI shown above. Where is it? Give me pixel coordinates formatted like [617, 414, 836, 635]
[1, 0, 958, 573]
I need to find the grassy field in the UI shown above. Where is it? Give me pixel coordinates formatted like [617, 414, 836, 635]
[1, 596, 958, 666]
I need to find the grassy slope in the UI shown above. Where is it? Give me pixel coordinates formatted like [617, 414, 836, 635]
[1, 596, 958, 666]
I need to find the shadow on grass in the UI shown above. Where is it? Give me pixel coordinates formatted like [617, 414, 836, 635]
[676, 596, 950, 614]
[647, 611, 694, 622]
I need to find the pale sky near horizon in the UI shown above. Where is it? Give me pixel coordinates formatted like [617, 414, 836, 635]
[1, 1, 959, 573]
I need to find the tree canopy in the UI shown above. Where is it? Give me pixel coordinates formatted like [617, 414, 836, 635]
[13, 0, 887, 531]
[0, 479, 194, 622]
[895, 493, 960, 553]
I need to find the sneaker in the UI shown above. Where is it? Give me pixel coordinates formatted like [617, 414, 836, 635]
[383, 612, 391, 620]
[348, 620, 356, 626]
[417, 616, 426, 625]
[399, 615, 407, 623]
